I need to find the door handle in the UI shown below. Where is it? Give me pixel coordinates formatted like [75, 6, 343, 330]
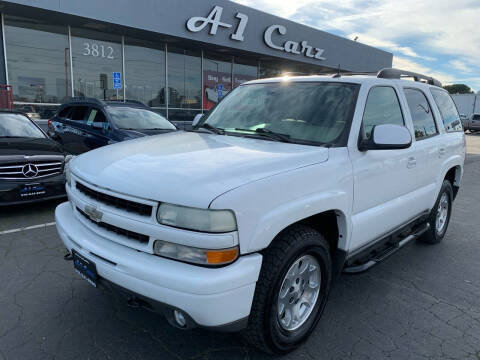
[407, 157, 417, 169]
[439, 148, 446, 157]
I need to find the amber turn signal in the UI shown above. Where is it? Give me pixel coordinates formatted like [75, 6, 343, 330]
[206, 248, 239, 265]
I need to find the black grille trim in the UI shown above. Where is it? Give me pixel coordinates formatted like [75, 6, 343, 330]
[76, 182, 153, 217]
[77, 207, 149, 244]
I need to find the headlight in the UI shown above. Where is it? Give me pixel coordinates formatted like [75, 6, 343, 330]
[64, 154, 74, 168]
[153, 240, 239, 266]
[65, 165, 71, 187]
[156, 203, 237, 233]
[64, 155, 74, 186]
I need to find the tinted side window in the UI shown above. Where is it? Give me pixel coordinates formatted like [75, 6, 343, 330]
[430, 89, 462, 132]
[58, 107, 71, 118]
[404, 88, 437, 140]
[473, 114, 480, 121]
[87, 108, 107, 124]
[70, 106, 89, 122]
[361, 86, 404, 140]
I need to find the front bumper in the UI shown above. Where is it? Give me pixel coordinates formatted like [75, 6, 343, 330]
[0, 174, 66, 206]
[55, 202, 263, 328]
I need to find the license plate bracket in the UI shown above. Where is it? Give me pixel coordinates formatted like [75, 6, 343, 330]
[72, 250, 98, 287]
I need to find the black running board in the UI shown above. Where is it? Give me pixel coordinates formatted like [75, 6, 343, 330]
[343, 222, 430, 274]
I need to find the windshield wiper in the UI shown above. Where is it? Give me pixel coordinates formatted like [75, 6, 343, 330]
[142, 128, 173, 131]
[233, 128, 292, 143]
[198, 123, 225, 135]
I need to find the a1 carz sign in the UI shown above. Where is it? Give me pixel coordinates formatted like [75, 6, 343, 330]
[186, 6, 326, 61]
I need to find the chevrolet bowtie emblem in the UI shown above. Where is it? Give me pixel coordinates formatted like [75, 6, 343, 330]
[84, 205, 103, 223]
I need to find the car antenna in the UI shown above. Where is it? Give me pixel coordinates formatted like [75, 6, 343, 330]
[332, 64, 341, 78]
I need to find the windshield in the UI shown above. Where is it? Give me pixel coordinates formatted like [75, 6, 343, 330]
[107, 107, 176, 130]
[200, 82, 359, 146]
[0, 113, 46, 138]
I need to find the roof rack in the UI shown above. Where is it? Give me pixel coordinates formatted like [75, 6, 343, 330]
[332, 71, 376, 78]
[377, 68, 442, 87]
[331, 68, 442, 87]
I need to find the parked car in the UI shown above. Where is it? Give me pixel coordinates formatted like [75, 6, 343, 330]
[48, 98, 177, 154]
[0, 110, 72, 205]
[55, 69, 465, 354]
[462, 113, 480, 133]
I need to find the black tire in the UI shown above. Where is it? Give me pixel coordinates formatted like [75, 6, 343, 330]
[418, 180, 453, 244]
[242, 224, 332, 354]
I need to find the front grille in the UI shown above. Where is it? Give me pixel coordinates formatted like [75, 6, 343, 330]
[76, 182, 153, 217]
[77, 207, 149, 244]
[0, 160, 63, 179]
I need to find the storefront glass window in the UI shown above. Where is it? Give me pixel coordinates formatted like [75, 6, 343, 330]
[124, 38, 165, 108]
[203, 54, 232, 110]
[167, 47, 201, 120]
[233, 59, 257, 89]
[70, 28, 122, 100]
[4, 15, 71, 104]
[259, 60, 284, 79]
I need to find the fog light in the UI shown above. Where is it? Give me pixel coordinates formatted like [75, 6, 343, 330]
[174, 310, 187, 327]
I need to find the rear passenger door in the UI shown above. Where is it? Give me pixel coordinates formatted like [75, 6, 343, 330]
[82, 107, 112, 151]
[50, 106, 72, 145]
[403, 88, 440, 206]
[62, 106, 90, 154]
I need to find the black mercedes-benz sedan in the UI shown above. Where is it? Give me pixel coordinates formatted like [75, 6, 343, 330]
[0, 110, 71, 206]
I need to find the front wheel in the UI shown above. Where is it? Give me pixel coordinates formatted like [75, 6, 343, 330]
[418, 180, 453, 244]
[242, 224, 332, 354]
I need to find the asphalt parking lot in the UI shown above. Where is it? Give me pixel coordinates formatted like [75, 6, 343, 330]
[1, 135, 480, 360]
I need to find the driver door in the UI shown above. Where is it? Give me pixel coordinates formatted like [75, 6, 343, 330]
[349, 85, 420, 252]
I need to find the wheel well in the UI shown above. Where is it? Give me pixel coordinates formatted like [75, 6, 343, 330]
[298, 211, 341, 253]
[272, 210, 346, 280]
[445, 166, 461, 199]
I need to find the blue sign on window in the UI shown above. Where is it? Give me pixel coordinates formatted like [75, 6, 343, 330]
[113, 72, 122, 90]
[217, 83, 223, 99]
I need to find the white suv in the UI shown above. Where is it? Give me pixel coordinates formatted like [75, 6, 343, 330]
[56, 68, 465, 354]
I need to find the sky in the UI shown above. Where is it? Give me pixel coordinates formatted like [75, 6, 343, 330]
[233, 0, 480, 92]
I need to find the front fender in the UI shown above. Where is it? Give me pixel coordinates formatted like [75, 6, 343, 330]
[210, 148, 353, 253]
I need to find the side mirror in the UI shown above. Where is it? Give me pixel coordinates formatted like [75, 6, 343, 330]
[192, 113, 203, 127]
[359, 124, 412, 151]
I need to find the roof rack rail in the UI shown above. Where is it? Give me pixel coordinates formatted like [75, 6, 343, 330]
[331, 71, 377, 78]
[377, 68, 442, 87]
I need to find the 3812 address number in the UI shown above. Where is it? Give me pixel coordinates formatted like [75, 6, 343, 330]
[82, 42, 114, 59]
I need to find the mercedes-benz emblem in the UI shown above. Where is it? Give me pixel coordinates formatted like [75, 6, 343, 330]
[22, 163, 39, 178]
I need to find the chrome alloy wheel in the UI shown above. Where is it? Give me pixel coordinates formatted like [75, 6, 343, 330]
[436, 192, 449, 234]
[277, 254, 321, 331]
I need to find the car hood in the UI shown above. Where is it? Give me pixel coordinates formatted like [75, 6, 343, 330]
[70, 131, 329, 208]
[0, 137, 64, 156]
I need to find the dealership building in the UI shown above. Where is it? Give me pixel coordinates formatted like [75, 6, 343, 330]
[0, 0, 392, 124]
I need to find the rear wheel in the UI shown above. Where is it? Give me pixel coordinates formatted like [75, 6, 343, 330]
[242, 224, 332, 354]
[418, 180, 453, 244]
